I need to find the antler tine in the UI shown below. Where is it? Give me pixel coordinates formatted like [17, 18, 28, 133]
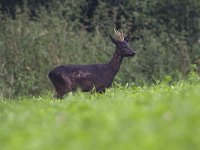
[114, 29, 121, 35]
[121, 30, 124, 40]
[114, 29, 124, 41]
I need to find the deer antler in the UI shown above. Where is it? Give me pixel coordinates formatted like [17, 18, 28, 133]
[114, 29, 124, 41]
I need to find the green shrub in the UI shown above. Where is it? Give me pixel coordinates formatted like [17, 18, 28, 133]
[0, 0, 200, 97]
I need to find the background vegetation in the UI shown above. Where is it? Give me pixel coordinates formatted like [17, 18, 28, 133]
[0, 0, 200, 97]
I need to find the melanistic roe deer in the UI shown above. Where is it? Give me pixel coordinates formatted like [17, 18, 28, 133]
[48, 29, 136, 98]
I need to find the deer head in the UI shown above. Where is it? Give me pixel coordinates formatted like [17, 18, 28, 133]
[109, 29, 136, 57]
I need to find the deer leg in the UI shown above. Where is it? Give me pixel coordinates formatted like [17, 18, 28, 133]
[49, 72, 72, 99]
[56, 75, 76, 99]
[55, 80, 74, 99]
[56, 89, 68, 99]
[50, 80, 67, 99]
[96, 86, 106, 93]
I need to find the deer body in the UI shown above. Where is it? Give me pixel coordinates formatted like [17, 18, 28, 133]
[49, 30, 136, 98]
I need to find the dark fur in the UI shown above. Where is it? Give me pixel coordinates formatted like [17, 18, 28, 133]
[48, 33, 136, 98]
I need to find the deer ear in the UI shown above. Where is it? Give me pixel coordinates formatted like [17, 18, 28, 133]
[124, 33, 131, 43]
[109, 34, 117, 44]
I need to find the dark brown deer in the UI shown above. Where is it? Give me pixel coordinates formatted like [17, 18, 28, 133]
[48, 29, 136, 98]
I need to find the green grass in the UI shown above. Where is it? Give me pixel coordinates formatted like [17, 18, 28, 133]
[1, 80, 200, 150]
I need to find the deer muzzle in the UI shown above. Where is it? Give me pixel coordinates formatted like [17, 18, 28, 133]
[125, 51, 136, 57]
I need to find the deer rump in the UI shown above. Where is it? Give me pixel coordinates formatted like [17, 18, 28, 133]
[48, 64, 114, 97]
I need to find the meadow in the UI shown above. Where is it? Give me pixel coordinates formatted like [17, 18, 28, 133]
[1, 75, 200, 150]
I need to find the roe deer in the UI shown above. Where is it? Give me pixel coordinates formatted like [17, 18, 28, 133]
[48, 29, 136, 98]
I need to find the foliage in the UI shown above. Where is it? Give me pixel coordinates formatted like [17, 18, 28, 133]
[0, 0, 200, 97]
[0, 80, 200, 150]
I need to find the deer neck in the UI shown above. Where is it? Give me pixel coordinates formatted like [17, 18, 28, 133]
[109, 48, 124, 75]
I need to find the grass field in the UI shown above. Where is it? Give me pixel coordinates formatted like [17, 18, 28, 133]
[0, 78, 200, 150]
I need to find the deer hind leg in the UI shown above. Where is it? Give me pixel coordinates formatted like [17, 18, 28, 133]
[48, 72, 73, 99]
[96, 87, 106, 93]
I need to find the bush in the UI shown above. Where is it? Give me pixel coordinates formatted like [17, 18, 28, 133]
[0, 0, 200, 97]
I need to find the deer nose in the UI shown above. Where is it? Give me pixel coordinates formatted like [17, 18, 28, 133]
[126, 51, 135, 57]
[129, 50, 136, 56]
